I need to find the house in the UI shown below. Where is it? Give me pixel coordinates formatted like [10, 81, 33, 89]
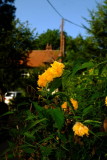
[27, 45, 61, 67]
[23, 19, 65, 96]
[26, 19, 65, 67]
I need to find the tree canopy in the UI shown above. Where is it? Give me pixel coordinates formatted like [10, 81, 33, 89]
[0, 0, 37, 90]
[0, 0, 16, 32]
[84, 0, 107, 60]
[0, 19, 36, 90]
[34, 29, 60, 50]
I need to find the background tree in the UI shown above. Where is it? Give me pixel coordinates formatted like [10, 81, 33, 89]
[0, 0, 16, 93]
[0, 0, 16, 33]
[34, 29, 60, 50]
[0, 19, 36, 90]
[84, 0, 107, 61]
[65, 0, 107, 66]
[65, 34, 97, 69]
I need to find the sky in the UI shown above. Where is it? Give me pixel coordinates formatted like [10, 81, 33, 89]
[15, 0, 103, 38]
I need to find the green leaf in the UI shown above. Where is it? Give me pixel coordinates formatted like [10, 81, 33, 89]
[24, 131, 35, 139]
[84, 120, 101, 125]
[26, 118, 47, 130]
[7, 154, 14, 159]
[82, 106, 93, 117]
[39, 134, 54, 144]
[17, 102, 30, 107]
[72, 63, 81, 75]
[81, 61, 94, 69]
[72, 61, 94, 75]
[55, 91, 68, 98]
[33, 102, 44, 112]
[0, 111, 14, 118]
[48, 108, 64, 130]
[21, 142, 35, 149]
[23, 147, 35, 154]
[55, 148, 66, 159]
[95, 132, 107, 137]
[25, 110, 36, 120]
[73, 116, 81, 121]
[49, 77, 62, 94]
[91, 92, 101, 100]
[40, 146, 52, 157]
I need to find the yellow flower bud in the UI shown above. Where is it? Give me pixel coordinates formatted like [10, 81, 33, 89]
[105, 96, 107, 106]
[70, 98, 78, 110]
[61, 102, 68, 112]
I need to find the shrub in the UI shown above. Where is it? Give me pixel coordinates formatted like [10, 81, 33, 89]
[1, 60, 107, 160]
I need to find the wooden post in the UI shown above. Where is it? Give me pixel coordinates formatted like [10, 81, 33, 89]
[60, 18, 65, 61]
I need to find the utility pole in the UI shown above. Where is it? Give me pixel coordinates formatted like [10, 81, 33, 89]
[60, 18, 65, 59]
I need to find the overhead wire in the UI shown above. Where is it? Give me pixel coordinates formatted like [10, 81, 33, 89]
[47, 0, 63, 18]
[64, 18, 83, 28]
[46, 0, 84, 29]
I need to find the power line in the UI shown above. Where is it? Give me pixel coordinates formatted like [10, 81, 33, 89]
[46, 0, 84, 28]
[64, 18, 83, 28]
[47, 0, 63, 18]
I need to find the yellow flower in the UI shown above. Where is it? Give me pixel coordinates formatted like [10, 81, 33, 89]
[61, 102, 68, 111]
[43, 69, 54, 82]
[37, 74, 48, 87]
[88, 68, 94, 73]
[70, 98, 78, 110]
[72, 122, 89, 137]
[51, 61, 65, 69]
[37, 61, 65, 87]
[56, 136, 59, 140]
[51, 61, 65, 78]
[105, 96, 107, 106]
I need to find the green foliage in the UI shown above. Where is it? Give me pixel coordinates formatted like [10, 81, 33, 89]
[0, 19, 36, 68]
[48, 108, 64, 130]
[65, 35, 98, 68]
[65, 0, 107, 66]
[34, 29, 60, 50]
[84, 0, 107, 60]
[1, 58, 107, 160]
[0, 19, 37, 90]
[0, 0, 16, 32]
[71, 61, 94, 76]
[1, 0, 107, 159]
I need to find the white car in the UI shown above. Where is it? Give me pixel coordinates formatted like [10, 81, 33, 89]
[4, 91, 22, 104]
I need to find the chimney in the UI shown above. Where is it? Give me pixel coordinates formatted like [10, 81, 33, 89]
[46, 43, 52, 50]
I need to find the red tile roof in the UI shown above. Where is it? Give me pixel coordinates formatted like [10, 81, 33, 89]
[27, 50, 61, 67]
